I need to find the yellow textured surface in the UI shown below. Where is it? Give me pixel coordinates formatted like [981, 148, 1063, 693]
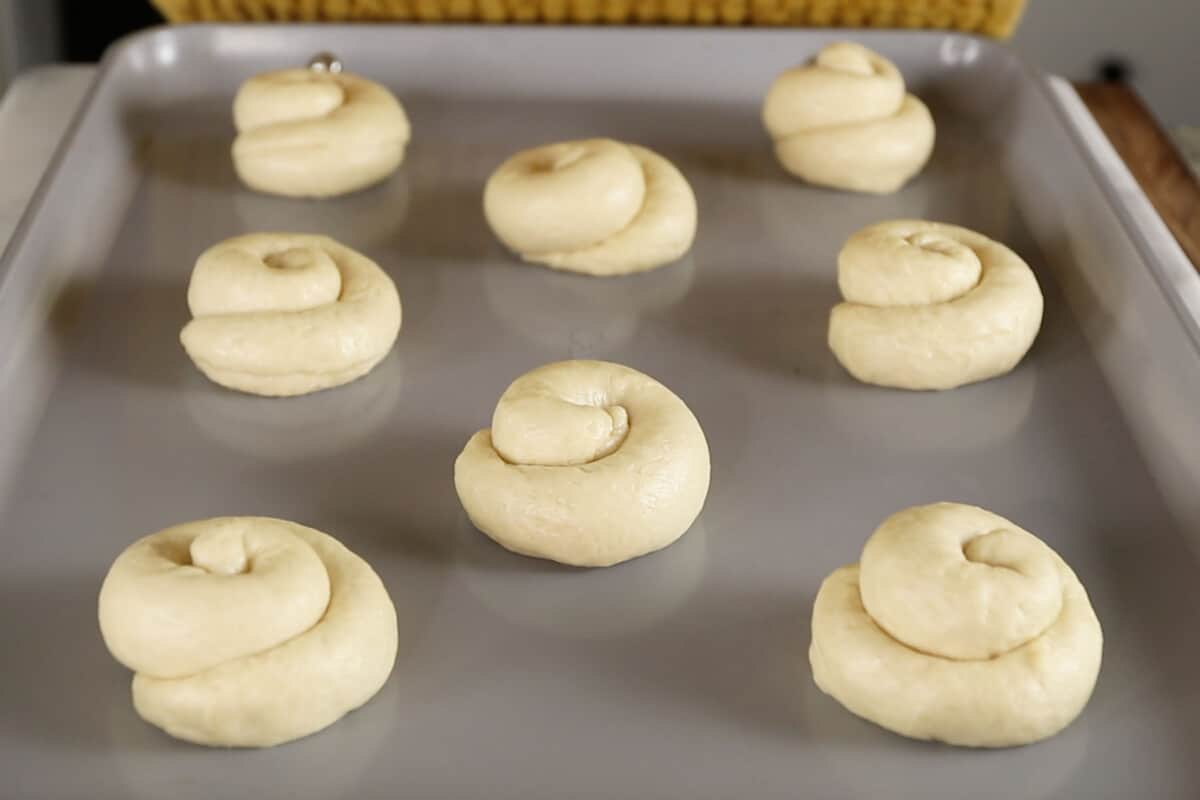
[149, 0, 1026, 36]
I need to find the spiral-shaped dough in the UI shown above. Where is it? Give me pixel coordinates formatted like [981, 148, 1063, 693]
[762, 42, 935, 193]
[180, 233, 402, 397]
[454, 360, 710, 567]
[483, 139, 697, 276]
[233, 68, 410, 198]
[810, 503, 1102, 748]
[828, 220, 1043, 390]
[98, 517, 398, 747]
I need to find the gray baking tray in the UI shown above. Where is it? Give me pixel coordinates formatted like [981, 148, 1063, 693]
[2, 24, 1200, 800]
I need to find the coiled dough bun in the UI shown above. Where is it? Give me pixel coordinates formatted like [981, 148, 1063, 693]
[828, 219, 1043, 390]
[810, 503, 1103, 748]
[98, 517, 398, 747]
[483, 139, 697, 276]
[180, 233, 402, 397]
[233, 68, 410, 198]
[454, 360, 710, 567]
[762, 42, 935, 194]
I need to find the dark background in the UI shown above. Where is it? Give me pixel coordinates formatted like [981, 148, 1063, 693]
[51, 0, 1136, 81]
[59, 0, 164, 62]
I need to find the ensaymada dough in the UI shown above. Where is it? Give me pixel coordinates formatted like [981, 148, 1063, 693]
[233, 68, 410, 198]
[454, 360, 710, 567]
[98, 517, 398, 747]
[180, 233, 401, 397]
[483, 139, 697, 276]
[810, 503, 1103, 748]
[828, 219, 1043, 390]
[762, 42, 934, 193]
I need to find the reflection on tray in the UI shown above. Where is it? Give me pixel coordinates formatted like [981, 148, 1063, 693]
[108, 674, 399, 796]
[233, 170, 410, 250]
[482, 256, 695, 357]
[820, 364, 1038, 453]
[798, 673, 1089, 798]
[453, 514, 708, 640]
[184, 357, 404, 461]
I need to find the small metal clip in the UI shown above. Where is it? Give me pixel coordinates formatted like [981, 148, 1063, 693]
[308, 52, 343, 74]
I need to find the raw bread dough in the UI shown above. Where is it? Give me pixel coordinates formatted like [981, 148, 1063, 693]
[828, 219, 1043, 390]
[483, 139, 697, 276]
[762, 42, 935, 193]
[233, 68, 410, 198]
[454, 360, 710, 567]
[180, 233, 402, 397]
[810, 502, 1103, 748]
[98, 517, 398, 748]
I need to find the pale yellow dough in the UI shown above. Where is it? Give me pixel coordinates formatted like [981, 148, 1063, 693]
[454, 360, 710, 567]
[810, 502, 1103, 748]
[98, 517, 398, 748]
[180, 233, 402, 397]
[233, 68, 410, 198]
[483, 139, 697, 276]
[828, 219, 1044, 390]
[762, 42, 935, 193]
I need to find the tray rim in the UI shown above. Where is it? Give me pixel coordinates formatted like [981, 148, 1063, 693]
[2, 23, 1200, 798]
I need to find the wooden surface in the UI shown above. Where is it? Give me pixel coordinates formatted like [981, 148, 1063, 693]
[1076, 81, 1200, 270]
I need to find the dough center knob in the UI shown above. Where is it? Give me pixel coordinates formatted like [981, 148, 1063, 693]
[547, 144, 588, 172]
[588, 404, 630, 461]
[816, 43, 875, 76]
[897, 230, 982, 301]
[905, 231, 967, 259]
[492, 395, 631, 467]
[280, 74, 345, 116]
[189, 525, 250, 576]
[255, 245, 342, 311]
[266, 246, 328, 273]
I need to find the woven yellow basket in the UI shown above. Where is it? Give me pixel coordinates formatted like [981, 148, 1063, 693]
[149, 0, 1027, 38]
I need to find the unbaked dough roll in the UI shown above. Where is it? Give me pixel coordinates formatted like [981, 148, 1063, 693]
[762, 42, 934, 193]
[828, 219, 1043, 390]
[454, 360, 710, 567]
[233, 68, 410, 198]
[483, 139, 697, 276]
[180, 233, 402, 397]
[810, 503, 1103, 748]
[98, 517, 398, 747]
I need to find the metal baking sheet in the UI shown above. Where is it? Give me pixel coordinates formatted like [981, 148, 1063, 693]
[3, 24, 1200, 800]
